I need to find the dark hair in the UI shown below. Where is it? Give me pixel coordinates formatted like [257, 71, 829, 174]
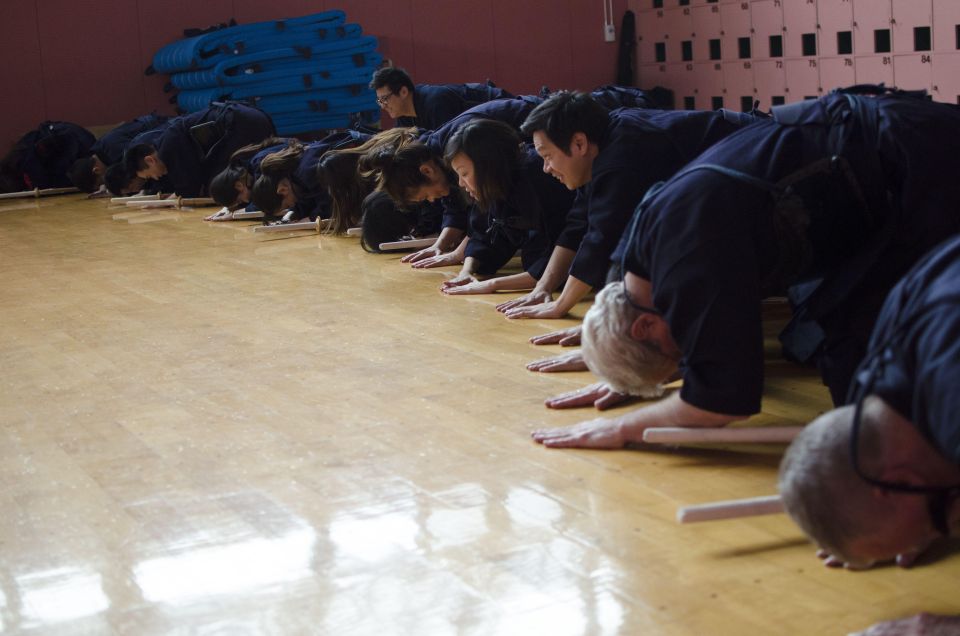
[317, 152, 370, 235]
[369, 67, 414, 94]
[249, 142, 307, 216]
[68, 156, 98, 192]
[360, 190, 415, 252]
[362, 142, 439, 205]
[0, 147, 25, 193]
[104, 162, 136, 195]
[519, 91, 610, 154]
[444, 119, 522, 210]
[210, 137, 295, 209]
[209, 166, 251, 209]
[123, 143, 157, 173]
[319, 128, 418, 234]
[250, 174, 287, 218]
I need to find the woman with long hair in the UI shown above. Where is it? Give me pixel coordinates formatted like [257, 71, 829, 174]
[361, 97, 538, 266]
[208, 137, 296, 214]
[437, 118, 575, 297]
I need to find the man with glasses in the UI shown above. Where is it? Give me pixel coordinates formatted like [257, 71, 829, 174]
[532, 87, 960, 449]
[369, 66, 513, 130]
[778, 235, 960, 634]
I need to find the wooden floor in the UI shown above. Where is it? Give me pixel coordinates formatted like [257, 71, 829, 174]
[1, 194, 958, 635]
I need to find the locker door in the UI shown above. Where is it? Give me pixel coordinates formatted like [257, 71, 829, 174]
[818, 0, 856, 55]
[891, 0, 933, 54]
[852, 0, 893, 56]
[782, 0, 818, 58]
[751, 0, 786, 61]
[720, 2, 752, 63]
[784, 58, 822, 100]
[818, 57, 857, 93]
[691, 5, 723, 62]
[754, 59, 787, 108]
[931, 52, 960, 103]
[893, 54, 933, 93]
[722, 61, 756, 110]
[932, 0, 960, 53]
[854, 54, 896, 86]
[638, 6, 670, 65]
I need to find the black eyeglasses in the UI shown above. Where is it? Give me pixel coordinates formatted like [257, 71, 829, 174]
[376, 92, 395, 107]
[619, 194, 662, 317]
[622, 285, 662, 315]
[849, 350, 960, 537]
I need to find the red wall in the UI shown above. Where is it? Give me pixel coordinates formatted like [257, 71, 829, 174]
[0, 0, 628, 150]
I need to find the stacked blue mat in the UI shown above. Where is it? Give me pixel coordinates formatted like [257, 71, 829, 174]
[152, 10, 381, 135]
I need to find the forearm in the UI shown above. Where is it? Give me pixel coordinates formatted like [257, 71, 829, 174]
[488, 272, 537, 292]
[549, 275, 592, 315]
[436, 226, 466, 252]
[458, 256, 479, 278]
[614, 393, 745, 443]
[532, 246, 576, 293]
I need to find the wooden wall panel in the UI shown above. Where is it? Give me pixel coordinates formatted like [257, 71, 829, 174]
[490, 0, 574, 96]
[36, 0, 144, 126]
[0, 0, 45, 150]
[409, 0, 497, 86]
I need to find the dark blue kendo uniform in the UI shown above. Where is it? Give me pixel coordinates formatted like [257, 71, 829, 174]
[849, 235, 960, 462]
[152, 103, 275, 197]
[286, 141, 332, 221]
[14, 121, 95, 190]
[418, 97, 541, 232]
[91, 114, 169, 166]
[560, 107, 758, 291]
[465, 145, 575, 279]
[284, 130, 369, 221]
[395, 82, 515, 130]
[622, 89, 960, 415]
[588, 85, 669, 110]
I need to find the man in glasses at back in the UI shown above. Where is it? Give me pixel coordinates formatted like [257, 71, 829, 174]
[779, 234, 960, 634]
[369, 66, 513, 131]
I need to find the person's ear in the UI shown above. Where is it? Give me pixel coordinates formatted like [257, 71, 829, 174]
[276, 179, 291, 196]
[419, 162, 436, 179]
[569, 132, 589, 156]
[234, 180, 246, 193]
[398, 86, 410, 99]
[629, 313, 659, 341]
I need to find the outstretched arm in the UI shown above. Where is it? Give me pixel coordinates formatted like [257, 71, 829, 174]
[442, 271, 537, 296]
[526, 350, 588, 373]
[496, 246, 576, 313]
[401, 227, 466, 265]
[530, 326, 582, 346]
[531, 392, 743, 449]
[504, 274, 591, 320]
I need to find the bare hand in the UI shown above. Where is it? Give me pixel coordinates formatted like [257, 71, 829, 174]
[505, 300, 568, 320]
[850, 613, 960, 636]
[410, 249, 464, 269]
[529, 326, 582, 346]
[400, 243, 443, 264]
[204, 207, 235, 222]
[544, 382, 630, 411]
[526, 351, 588, 373]
[440, 272, 478, 289]
[496, 290, 553, 313]
[531, 416, 626, 449]
[816, 544, 925, 571]
[442, 279, 500, 295]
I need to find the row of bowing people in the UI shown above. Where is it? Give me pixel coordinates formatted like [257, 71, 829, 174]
[11, 65, 960, 632]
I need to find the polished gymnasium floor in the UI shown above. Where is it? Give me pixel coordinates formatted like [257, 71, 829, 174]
[1, 194, 958, 635]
